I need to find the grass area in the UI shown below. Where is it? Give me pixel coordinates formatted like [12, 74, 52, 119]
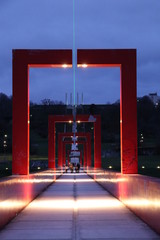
[101, 155, 160, 178]
[0, 154, 12, 161]
[0, 153, 160, 179]
[0, 155, 49, 161]
[30, 130, 48, 156]
[0, 156, 12, 177]
[30, 156, 48, 160]
[138, 155, 160, 178]
[102, 156, 120, 171]
[138, 155, 160, 168]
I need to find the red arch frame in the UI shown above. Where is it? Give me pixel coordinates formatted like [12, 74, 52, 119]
[48, 115, 100, 170]
[12, 50, 72, 175]
[12, 49, 137, 175]
[77, 49, 137, 174]
[58, 132, 91, 167]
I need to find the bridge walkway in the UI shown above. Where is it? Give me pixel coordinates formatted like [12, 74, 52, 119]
[0, 172, 159, 239]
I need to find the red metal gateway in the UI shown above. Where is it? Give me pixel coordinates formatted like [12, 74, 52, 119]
[12, 49, 137, 175]
[48, 115, 101, 170]
[12, 50, 72, 175]
[57, 132, 91, 168]
[77, 49, 137, 174]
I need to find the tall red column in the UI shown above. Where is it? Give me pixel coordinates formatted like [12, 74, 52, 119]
[120, 60, 137, 173]
[58, 136, 63, 167]
[83, 143, 87, 167]
[77, 49, 137, 174]
[48, 116, 55, 169]
[87, 133, 92, 167]
[12, 50, 72, 175]
[94, 115, 101, 168]
[63, 143, 65, 166]
[48, 115, 73, 170]
[12, 53, 29, 175]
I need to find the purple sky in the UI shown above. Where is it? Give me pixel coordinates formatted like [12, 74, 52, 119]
[0, 0, 160, 104]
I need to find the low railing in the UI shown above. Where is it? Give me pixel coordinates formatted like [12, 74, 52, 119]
[0, 169, 62, 229]
[86, 167, 160, 235]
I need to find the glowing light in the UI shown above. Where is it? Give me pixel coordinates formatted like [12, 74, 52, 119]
[157, 166, 160, 169]
[82, 64, 88, 68]
[4, 134, 7, 137]
[29, 199, 74, 210]
[36, 173, 60, 176]
[124, 199, 160, 208]
[20, 179, 53, 183]
[73, 0, 76, 105]
[6, 167, 8, 170]
[63, 173, 86, 176]
[62, 64, 68, 68]
[37, 167, 41, 170]
[29, 198, 122, 210]
[69, 120, 72, 123]
[108, 166, 112, 169]
[77, 120, 81, 123]
[28, 120, 30, 124]
[142, 166, 145, 169]
[56, 178, 94, 183]
[98, 178, 126, 183]
[0, 200, 25, 209]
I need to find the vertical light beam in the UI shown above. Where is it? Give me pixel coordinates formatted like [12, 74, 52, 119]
[73, 0, 76, 106]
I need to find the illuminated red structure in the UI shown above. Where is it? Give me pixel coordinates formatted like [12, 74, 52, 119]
[77, 49, 137, 174]
[48, 115, 100, 170]
[58, 132, 91, 167]
[12, 50, 72, 175]
[13, 49, 137, 175]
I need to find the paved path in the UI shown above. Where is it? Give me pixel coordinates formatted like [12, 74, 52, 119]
[0, 172, 159, 239]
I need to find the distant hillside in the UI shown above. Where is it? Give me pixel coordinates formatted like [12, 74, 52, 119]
[0, 93, 160, 156]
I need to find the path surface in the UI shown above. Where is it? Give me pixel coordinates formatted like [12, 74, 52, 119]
[0, 172, 159, 239]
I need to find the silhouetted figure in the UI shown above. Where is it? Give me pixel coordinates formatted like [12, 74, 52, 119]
[69, 162, 74, 173]
[76, 162, 80, 173]
[65, 164, 68, 173]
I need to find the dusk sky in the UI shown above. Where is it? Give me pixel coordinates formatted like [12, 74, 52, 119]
[0, 0, 160, 104]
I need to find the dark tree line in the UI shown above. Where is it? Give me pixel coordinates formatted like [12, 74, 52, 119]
[1, 92, 160, 155]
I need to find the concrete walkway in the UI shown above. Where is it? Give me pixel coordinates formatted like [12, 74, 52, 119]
[0, 172, 159, 239]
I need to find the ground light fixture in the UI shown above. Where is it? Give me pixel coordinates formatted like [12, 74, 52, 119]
[62, 64, 69, 68]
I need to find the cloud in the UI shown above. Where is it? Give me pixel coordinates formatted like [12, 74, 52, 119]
[0, 0, 160, 102]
